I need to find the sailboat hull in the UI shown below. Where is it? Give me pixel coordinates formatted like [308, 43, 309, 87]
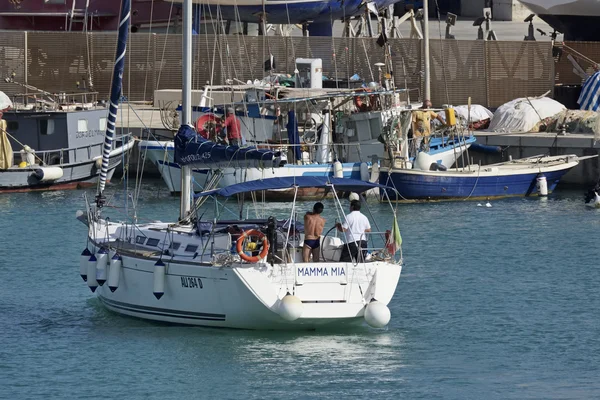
[92, 247, 401, 330]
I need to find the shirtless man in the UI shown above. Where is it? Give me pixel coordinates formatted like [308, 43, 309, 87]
[303, 202, 325, 262]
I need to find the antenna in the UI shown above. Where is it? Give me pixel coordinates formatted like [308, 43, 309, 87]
[445, 13, 457, 40]
[524, 13, 536, 41]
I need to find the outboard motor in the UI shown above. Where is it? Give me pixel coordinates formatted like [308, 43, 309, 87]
[266, 216, 278, 266]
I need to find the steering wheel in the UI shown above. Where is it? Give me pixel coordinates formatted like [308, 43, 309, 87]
[302, 117, 318, 144]
[320, 225, 341, 262]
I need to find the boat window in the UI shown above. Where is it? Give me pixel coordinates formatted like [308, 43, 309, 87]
[146, 238, 160, 247]
[169, 242, 181, 250]
[7, 121, 18, 131]
[40, 119, 55, 135]
[185, 244, 198, 253]
[99, 117, 107, 132]
[135, 236, 146, 244]
[77, 119, 88, 132]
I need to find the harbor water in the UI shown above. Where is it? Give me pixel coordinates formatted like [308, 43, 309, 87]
[1, 180, 599, 399]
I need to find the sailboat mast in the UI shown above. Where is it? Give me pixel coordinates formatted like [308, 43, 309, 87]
[180, 0, 193, 220]
[423, 0, 431, 102]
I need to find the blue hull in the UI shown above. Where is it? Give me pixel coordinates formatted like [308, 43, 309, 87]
[380, 169, 572, 201]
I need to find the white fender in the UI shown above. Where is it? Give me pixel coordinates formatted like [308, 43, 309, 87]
[536, 174, 548, 196]
[153, 260, 166, 300]
[278, 293, 303, 321]
[34, 166, 64, 182]
[364, 299, 391, 328]
[80, 248, 91, 282]
[333, 161, 343, 178]
[87, 254, 98, 293]
[360, 162, 369, 182]
[107, 253, 122, 293]
[95, 248, 108, 286]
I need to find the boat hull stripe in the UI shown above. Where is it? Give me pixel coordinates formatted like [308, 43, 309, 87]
[99, 296, 226, 321]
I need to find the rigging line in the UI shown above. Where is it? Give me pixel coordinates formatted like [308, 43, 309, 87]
[433, 0, 450, 106]
[134, 0, 176, 209]
[231, 1, 251, 84]
[142, 0, 155, 102]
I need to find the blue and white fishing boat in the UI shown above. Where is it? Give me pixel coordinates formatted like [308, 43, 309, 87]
[377, 108, 587, 201]
[380, 153, 582, 201]
[79, 0, 404, 330]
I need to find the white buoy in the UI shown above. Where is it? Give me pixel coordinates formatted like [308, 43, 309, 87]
[364, 299, 391, 328]
[95, 248, 108, 286]
[278, 293, 303, 321]
[153, 260, 166, 300]
[80, 248, 91, 282]
[333, 160, 343, 178]
[536, 174, 548, 196]
[107, 253, 122, 293]
[477, 203, 482, 207]
[359, 162, 369, 182]
[485, 202, 492, 208]
[87, 254, 98, 293]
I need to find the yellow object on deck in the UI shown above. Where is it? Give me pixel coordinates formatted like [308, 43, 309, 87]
[444, 108, 456, 126]
[19, 161, 27, 168]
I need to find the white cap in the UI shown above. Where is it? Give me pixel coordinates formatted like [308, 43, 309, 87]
[349, 192, 360, 202]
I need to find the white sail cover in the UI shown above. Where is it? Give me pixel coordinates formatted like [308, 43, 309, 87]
[0, 91, 13, 111]
[488, 97, 566, 133]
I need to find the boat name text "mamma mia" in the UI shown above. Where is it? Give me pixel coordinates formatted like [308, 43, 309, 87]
[296, 266, 346, 277]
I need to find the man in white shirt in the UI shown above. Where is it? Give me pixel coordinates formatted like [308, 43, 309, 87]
[335, 200, 371, 262]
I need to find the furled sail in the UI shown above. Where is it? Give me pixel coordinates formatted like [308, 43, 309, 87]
[97, 0, 130, 198]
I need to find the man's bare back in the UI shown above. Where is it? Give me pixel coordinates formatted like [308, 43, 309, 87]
[304, 212, 325, 240]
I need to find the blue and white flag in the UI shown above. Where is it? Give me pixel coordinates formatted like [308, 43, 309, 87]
[578, 71, 600, 111]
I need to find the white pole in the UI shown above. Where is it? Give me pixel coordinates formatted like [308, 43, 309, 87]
[180, 0, 192, 220]
[423, 0, 431, 103]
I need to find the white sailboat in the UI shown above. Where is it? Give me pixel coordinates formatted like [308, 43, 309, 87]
[78, 0, 404, 330]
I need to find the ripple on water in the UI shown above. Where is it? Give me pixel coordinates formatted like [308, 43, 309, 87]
[1, 187, 599, 399]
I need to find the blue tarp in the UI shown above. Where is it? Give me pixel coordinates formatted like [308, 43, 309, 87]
[195, 176, 390, 198]
[174, 125, 282, 168]
[287, 110, 301, 162]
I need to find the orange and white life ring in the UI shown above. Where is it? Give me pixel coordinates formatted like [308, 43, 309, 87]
[236, 229, 269, 263]
[195, 113, 222, 140]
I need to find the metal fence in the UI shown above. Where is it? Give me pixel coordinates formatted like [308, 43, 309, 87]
[0, 31, 557, 108]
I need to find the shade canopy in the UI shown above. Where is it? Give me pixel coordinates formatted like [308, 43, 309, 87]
[195, 176, 390, 198]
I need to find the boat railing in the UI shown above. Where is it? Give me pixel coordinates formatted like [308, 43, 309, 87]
[10, 133, 133, 167]
[360, 230, 403, 263]
[10, 91, 102, 111]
